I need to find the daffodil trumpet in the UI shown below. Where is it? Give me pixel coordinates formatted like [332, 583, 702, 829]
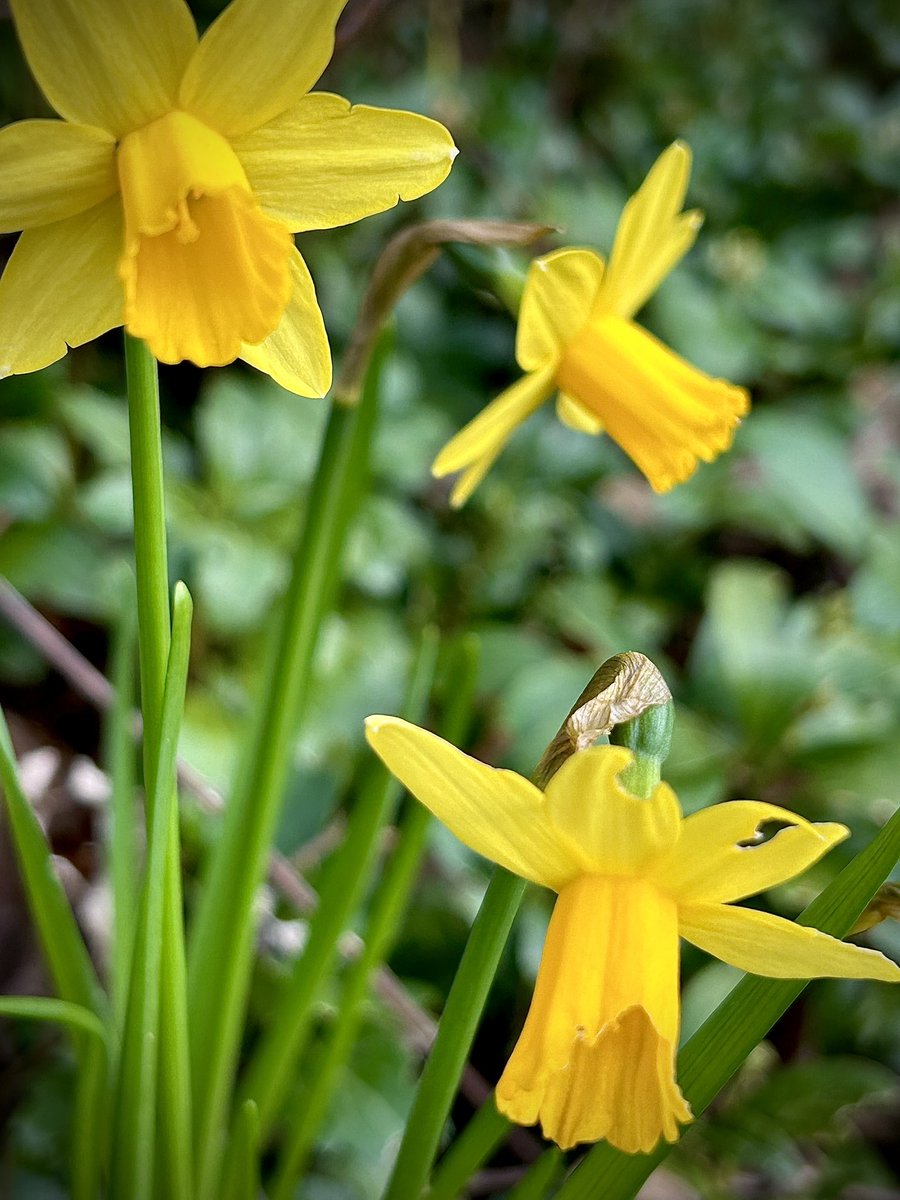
[0, 0, 456, 391]
[432, 141, 749, 503]
[365, 716, 900, 1153]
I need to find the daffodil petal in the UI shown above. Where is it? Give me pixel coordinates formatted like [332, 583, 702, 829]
[555, 392, 604, 435]
[179, 0, 348, 138]
[601, 141, 703, 319]
[239, 248, 332, 397]
[556, 313, 749, 492]
[10, 0, 197, 138]
[516, 249, 605, 372]
[364, 716, 582, 890]
[232, 93, 456, 233]
[497, 875, 690, 1153]
[446, 443, 505, 508]
[0, 197, 123, 378]
[0, 120, 117, 233]
[432, 365, 556, 481]
[543, 746, 681, 876]
[679, 903, 900, 982]
[659, 802, 848, 905]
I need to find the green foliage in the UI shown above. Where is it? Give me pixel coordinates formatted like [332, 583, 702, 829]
[2, 0, 900, 1197]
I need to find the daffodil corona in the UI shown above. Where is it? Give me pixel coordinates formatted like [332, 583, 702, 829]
[432, 142, 749, 504]
[365, 716, 900, 1153]
[0, 0, 456, 390]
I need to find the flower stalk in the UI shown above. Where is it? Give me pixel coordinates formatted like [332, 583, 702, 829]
[121, 334, 193, 1200]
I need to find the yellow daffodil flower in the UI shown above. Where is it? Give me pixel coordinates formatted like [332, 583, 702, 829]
[365, 716, 900, 1153]
[0, 0, 456, 391]
[432, 142, 749, 504]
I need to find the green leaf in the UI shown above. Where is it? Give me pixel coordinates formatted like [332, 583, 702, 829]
[0, 714, 105, 1018]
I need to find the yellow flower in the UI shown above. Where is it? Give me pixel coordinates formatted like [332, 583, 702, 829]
[365, 717, 900, 1153]
[0, 0, 456, 390]
[432, 142, 749, 504]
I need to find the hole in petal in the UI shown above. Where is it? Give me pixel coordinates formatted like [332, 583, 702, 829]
[736, 818, 795, 848]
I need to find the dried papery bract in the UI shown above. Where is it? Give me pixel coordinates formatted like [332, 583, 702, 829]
[533, 651, 672, 789]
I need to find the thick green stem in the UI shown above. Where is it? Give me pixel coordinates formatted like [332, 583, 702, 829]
[425, 1098, 512, 1200]
[187, 351, 382, 1200]
[124, 334, 192, 1200]
[383, 867, 527, 1200]
[125, 334, 169, 761]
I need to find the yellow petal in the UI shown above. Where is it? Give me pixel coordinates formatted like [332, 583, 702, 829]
[179, 0, 348, 138]
[679, 903, 900, 982]
[555, 392, 604, 435]
[240, 249, 332, 398]
[556, 313, 749, 492]
[432, 365, 556, 496]
[516, 248, 605, 372]
[0, 120, 117, 233]
[364, 716, 581, 890]
[0, 197, 123, 378]
[9, 0, 197, 138]
[445, 444, 504, 509]
[543, 746, 681, 876]
[601, 141, 703, 319]
[232, 93, 457, 233]
[497, 875, 691, 1153]
[658, 802, 848, 905]
[117, 111, 293, 367]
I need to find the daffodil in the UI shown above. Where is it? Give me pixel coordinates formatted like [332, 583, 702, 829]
[0, 0, 456, 391]
[365, 717, 900, 1153]
[432, 142, 749, 504]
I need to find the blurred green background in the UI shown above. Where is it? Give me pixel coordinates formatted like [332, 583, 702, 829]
[1, 0, 900, 1196]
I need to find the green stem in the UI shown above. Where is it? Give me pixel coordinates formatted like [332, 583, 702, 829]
[124, 333, 169, 759]
[383, 868, 527, 1200]
[554, 802, 900, 1200]
[425, 1099, 512, 1200]
[124, 334, 192, 1200]
[188, 350, 383, 1200]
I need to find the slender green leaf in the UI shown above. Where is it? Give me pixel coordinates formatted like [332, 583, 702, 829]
[269, 637, 482, 1198]
[223, 1100, 261, 1200]
[0, 996, 107, 1043]
[0, 711, 105, 1017]
[0, 996, 113, 1200]
[71, 1030, 110, 1200]
[507, 1147, 564, 1200]
[240, 625, 439, 1142]
[271, 790, 432, 1198]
